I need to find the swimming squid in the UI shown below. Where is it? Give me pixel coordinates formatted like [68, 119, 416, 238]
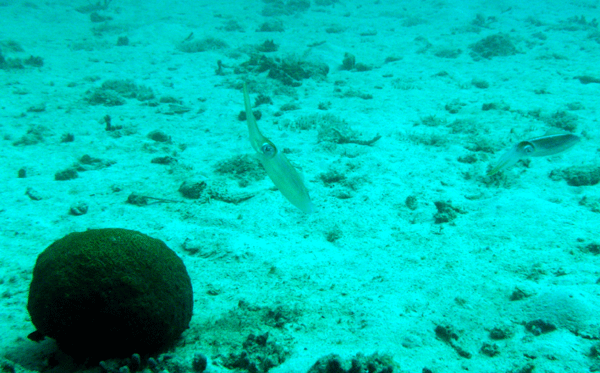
[487, 131, 580, 176]
[242, 83, 314, 213]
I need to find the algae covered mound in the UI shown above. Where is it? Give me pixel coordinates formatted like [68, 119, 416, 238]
[27, 228, 193, 359]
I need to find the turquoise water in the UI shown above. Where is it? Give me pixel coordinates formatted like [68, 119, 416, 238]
[1, 0, 599, 372]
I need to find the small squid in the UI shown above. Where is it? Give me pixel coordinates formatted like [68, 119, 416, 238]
[487, 131, 581, 176]
[243, 83, 314, 213]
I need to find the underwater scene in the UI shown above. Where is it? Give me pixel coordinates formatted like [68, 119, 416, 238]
[1, 0, 600, 372]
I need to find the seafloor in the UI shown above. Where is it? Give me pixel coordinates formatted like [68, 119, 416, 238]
[1, 0, 600, 372]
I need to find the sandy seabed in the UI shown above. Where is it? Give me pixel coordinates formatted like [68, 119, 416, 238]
[1, 0, 600, 372]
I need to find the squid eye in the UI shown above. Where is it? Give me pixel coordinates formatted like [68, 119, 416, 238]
[261, 143, 277, 158]
[517, 141, 535, 155]
[522, 144, 535, 154]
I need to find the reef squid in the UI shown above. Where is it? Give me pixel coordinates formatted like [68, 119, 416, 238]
[487, 131, 580, 176]
[242, 83, 314, 213]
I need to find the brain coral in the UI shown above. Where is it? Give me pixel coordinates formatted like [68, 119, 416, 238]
[27, 228, 193, 359]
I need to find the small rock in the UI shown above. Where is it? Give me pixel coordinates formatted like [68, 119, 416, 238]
[27, 103, 46, 112]
[55, 168, 78, 181]
[126, 193, 149, 206]
[525, 319, 556, 336]
[480, 342, 500, 357]
[151, 156, 177, 165]
[147, 130, 171, 142]
[70, 202, 89, 216]
[179, 180, 207, 199]
[192, 353, 207, 372]
[25, 187, 43, 201]
[117, 36, 129, 46]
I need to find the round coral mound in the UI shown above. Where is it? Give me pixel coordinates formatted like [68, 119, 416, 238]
[27, 228, 193, 359]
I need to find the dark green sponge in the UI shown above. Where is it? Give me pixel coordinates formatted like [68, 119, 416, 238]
[27, 228, 193, 359]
